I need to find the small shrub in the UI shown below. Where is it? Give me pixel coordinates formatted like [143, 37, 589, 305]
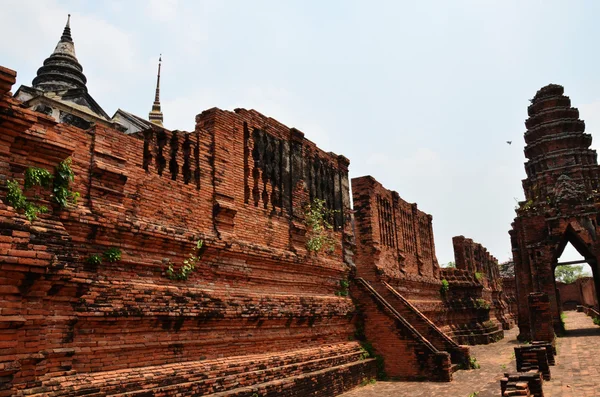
[86, 254, 102, 266]
[5, 179, 48, 221]
[469, 392, 479, 397]
[24, 167, 53, 190]
[335, 279, 350, 297]
[166, 240, 203, 281]
[4, 158, 79, 221]
[593, 316, 600, 326]
[103, 248, 122, 263]
[360, 378, 376, 386]
[440, 279, 450, 295]
[469, 357, 480, 369]
[305, 198, 337, 254]
[474, 272, 484, 282]
[474, 298, 490, 310]
[53, 157, 80, 208]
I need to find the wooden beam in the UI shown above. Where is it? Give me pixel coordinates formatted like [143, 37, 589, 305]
[556, 259, 595, 266]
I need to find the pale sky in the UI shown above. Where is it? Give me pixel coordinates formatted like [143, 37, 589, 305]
[3, 0, 600, 264]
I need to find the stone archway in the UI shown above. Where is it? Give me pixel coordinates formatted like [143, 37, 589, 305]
[551, 228, 599, 324]
[510, 84, 600, 341]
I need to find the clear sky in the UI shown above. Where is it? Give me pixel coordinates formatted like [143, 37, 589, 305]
[3, 0, 600, 264]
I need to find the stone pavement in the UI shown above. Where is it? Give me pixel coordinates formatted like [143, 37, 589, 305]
[545, 311, 600, 396]
[341, 311, 600, 397]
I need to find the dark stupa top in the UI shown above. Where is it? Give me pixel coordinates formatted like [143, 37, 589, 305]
[31, 14, 88, 92]
[522, 84, 599, 204]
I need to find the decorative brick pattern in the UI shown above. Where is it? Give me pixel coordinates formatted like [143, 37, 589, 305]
[0, 65, 372, 396]
[453, 236, 515, 330]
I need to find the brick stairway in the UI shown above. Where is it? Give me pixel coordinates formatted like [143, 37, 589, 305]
[380, 281, 470, 367]
[353, 278, 455, 381]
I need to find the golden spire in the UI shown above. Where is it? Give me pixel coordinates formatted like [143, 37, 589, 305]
[149, 54, 164, 126]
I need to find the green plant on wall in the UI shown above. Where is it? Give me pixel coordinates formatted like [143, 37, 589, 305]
[335, 279, 350, 297]
[440, 279, 450, 296]
[4, 158, 79, 222]
[86, 254, 102, 266]
[24, 167, 53, 190]
[474, 298, 490, 310]
[474, 272, 485, 282]
[166, 240, 203, 281]
[5, 179, 49, 221]
[304, 198, 337, 254]
[103, 248, 122, 263]
[53, 157, 80, 208]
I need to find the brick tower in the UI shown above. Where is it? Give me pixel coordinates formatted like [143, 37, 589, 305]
[510, 84, 600, 340]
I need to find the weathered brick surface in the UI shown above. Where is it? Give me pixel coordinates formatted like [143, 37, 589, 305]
[501, 372, 544, 397]
[351, 278, 452, 381]
[351, 176, 508, 349]
[514, 346, 551, 380]
[438, 267, 504, 345]
[0, 65, 374, 396]
[510, 84, 600, 340]
[557, 277, 598, 311]
[351, 176, 480, 380]
[453, 236, 515, 330]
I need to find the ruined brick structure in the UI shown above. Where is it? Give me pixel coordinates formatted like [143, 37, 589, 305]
[452, 236, 515, 330]
[556, 277, 598, 311]
[351, 176, 486, 381]
[0, 65, 378, 396]
[510, 84, 600, 340]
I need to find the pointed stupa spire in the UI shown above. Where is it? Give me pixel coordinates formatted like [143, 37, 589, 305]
[32, 14, 88, 92]
[148, 55, 164, 126]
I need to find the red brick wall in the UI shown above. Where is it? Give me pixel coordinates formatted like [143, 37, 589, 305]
[352, 175, 503, 345]
[351, 175, 439, 282]
[0, 65, 367, 396]
[452, 236, 513, 329]
[556, 281, 581, 310]
[557, 277, 599, 310]
[580, 277, 599, 308]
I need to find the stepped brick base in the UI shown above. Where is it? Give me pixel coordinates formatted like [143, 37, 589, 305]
[16, 343, 376, 396]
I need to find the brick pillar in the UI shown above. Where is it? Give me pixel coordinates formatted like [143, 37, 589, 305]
[528, 293, 554, 343]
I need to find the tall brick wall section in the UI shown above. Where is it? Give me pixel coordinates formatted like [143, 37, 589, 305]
[351, 175, 439, 283]
[0, 66, 375, 396]
[453, 236, 514, 330]
[503, 277, 519, 322]
[557, 277, 598, 310]
[556, 281, 581, 310]
[580, 277, 599, 308]
[351, 175, 500, 347]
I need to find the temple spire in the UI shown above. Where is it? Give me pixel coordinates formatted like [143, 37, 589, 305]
[149, 55, 164, 126]
[61, 14, 73, 42]
[32, 14, 87, 92]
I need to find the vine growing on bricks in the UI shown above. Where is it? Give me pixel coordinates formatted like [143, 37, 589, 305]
[166, 240, 204, 281]
[4, 157, 79, 221]
[304, 198, 337, 254]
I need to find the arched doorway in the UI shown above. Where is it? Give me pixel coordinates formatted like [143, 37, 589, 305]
[551, 229, 600, 333]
